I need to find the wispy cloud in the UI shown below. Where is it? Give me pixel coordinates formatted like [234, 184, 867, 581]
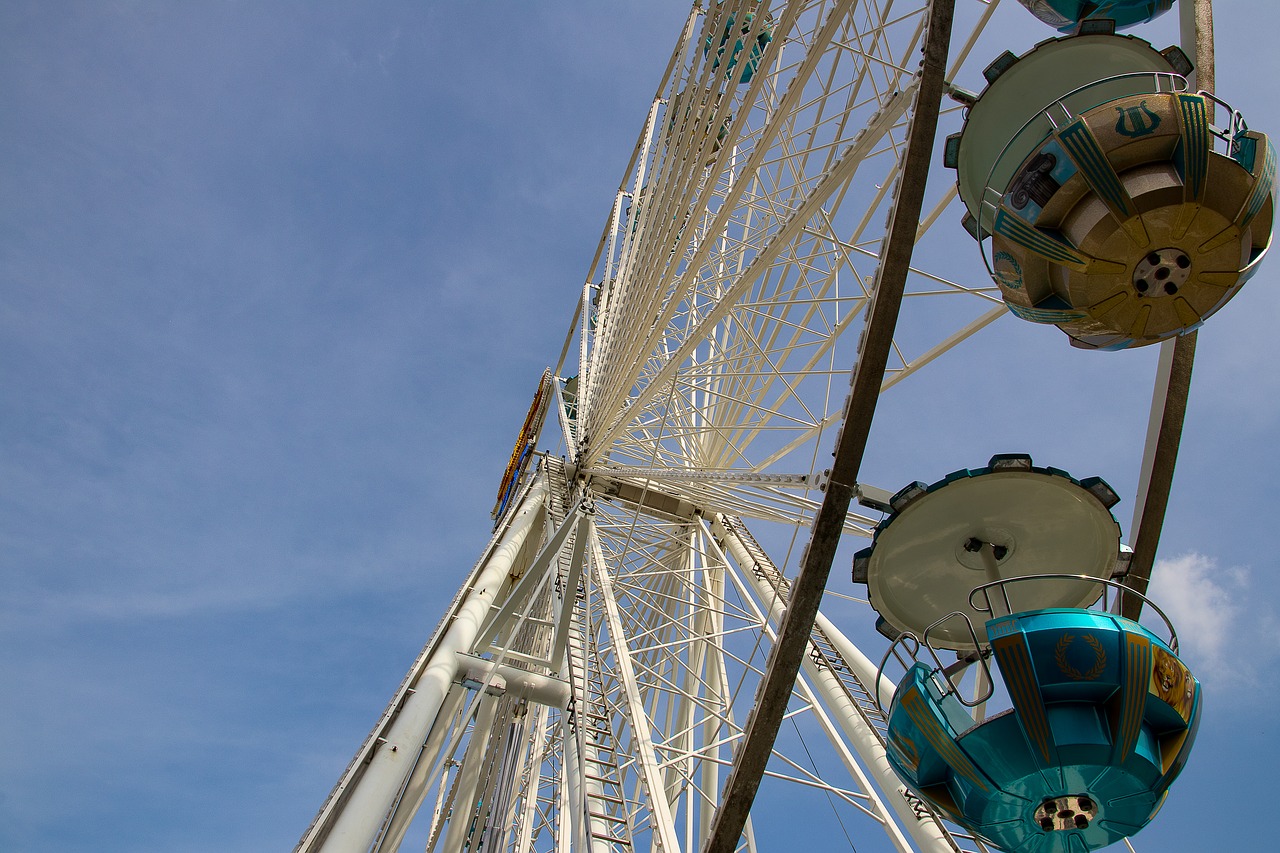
[1149, 552, 1280, 692]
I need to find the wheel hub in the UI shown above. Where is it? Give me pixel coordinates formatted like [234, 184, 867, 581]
[1035, 794, 1099, 832]
[1132, 247, 1193, 297]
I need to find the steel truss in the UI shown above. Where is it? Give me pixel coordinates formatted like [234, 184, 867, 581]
[293, 0, 1133, 851]
[301, 458, 993, 851]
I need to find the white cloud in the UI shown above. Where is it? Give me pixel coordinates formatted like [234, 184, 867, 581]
[1149, 552, 1280, 691]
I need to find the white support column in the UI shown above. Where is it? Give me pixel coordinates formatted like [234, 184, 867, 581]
[427, 761, 455, 850]
[512, 702, 552, 853]
[474, 509, 582, 655]
[671, 527, 701, 810]
[813, 609, 897, 713]
[441, 694, 502, 853]
[559, 711, 586, 853]
[793, 663, 920, 853]
[697, 527, 727, 850]
[556, 518, 609, 851]
[316, 479, 548, 853]
[375, 685, 468, 852]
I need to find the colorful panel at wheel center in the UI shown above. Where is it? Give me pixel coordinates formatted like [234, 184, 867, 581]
[490, 369, 553, 521]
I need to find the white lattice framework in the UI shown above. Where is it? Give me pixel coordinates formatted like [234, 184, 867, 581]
[292, 1, 1124, 851]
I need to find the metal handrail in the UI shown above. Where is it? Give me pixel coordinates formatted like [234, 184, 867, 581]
[875, 631, 921, 715]
[924, 612, 994, 709]
[875, 571, 1184, 718]
[874, 610, 994, 714]
[967, 573, 1181, 654]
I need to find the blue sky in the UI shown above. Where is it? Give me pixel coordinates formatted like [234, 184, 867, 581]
[2, 2, 1278, 852]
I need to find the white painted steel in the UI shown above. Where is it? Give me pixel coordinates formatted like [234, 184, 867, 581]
[453, 655, 571, 708]
[375, 685, 467, 852]
[713, 515, 954, 853]
[588, 524, 684, 853]
[440, 694, 501, 853]
[296, 1, 1193, 850]
[572, 0, 1008, 506]
[312, 478, 547, 852]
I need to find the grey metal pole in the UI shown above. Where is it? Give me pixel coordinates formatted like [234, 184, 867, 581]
[1122, 0, 1212, 621]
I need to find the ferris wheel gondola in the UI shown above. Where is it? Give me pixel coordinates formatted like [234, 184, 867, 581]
[946, 24, 1274, 350]
[857, 455, 1202, 850]
[881, 583, 1201, 852]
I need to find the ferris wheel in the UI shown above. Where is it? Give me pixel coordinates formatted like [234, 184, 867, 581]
[296, 1, 1271, 852]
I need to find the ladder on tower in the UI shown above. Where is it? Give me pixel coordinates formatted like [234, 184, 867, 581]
[544, 457, 635, 850]
[564, 560, 635, 850]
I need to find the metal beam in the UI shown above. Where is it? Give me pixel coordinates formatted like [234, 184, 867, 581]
[712, 516, 951, 853]
[303, 478, 548, 853]
[589, 521, 683, 853]
[701, 2, 957, 849]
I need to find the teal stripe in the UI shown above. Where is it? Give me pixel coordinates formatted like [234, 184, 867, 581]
[1060, 120, 1134, 219]
[1241, 139, 1276, 230]
[994, 209, 1088, 266]
[1177, 94, 1210, 200]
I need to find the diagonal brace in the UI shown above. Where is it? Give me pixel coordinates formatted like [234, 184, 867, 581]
[702, 2, 957, 850]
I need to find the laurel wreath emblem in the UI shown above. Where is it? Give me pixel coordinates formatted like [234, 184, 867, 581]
[1054, 633, 1107, 681]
